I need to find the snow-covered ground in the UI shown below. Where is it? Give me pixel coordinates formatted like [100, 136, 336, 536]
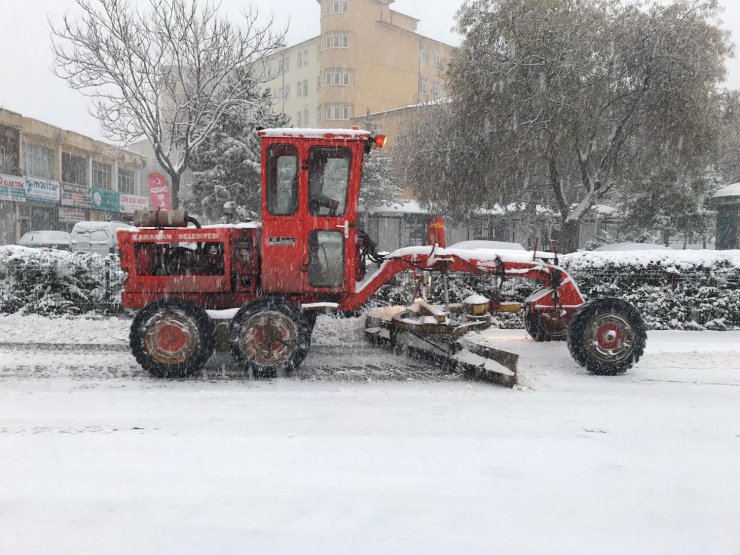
[0, 314, 739, 554]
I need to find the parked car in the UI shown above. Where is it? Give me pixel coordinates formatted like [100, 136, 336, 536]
[17, 230, 72, 250]
[70, 221, 133, 255]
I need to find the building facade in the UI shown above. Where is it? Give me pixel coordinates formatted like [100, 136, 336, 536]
[0, 108, 148, 246]
[264, 0, 454, 131]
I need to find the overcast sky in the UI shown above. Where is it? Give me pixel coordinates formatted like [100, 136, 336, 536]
[1, 0, 739, 142]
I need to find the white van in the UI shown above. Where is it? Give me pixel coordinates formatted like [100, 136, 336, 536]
[70, 221, 133, 255]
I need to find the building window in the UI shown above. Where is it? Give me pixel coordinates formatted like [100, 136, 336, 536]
[420, 47, 428, 64]
[23, 143, 55, 179]
[303, 109, 309, 126]
[325, 68, 352, 86]
[433, 80, 441, 97]
[92, 160, 112, 190]
[302, 79, 309, 97]
[420, 77, 428, 95]
[325, 31, 350, 49]
[0, 124, 20, 175]
[118, 168, 135, 194]
[281, 56, 290, 73]
[434, 52, 442, 68]
[323, 0, 349, 14]
[278, 85, 291, 99]
[297, 51, 303, 69]
[297, 81, 303, 97]
[62, 152, 87, 186]
[324, 103, 352, 121]
[297, 111, 303, 126]
[303, 49, 309, 67]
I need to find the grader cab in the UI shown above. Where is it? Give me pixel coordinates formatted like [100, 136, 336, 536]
[118, 128, 647, 386]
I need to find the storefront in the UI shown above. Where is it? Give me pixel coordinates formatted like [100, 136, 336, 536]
[120, 193, 148, 220]
[90, 187, 123, 222]
[0, 173, 26, 243]
[22, 177, 60, 235]
[59, 182, 93, 229]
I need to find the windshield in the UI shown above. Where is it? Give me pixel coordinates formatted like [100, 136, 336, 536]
[308, 146, 352, 217]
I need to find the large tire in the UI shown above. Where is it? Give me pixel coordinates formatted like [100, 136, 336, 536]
[130, 298, 215, 378]
[567, 297, 647, 376]
[229, 299, 312, 378]
[523, 304, 567, 342]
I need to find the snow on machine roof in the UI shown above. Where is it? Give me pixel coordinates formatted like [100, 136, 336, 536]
[258, 128, 372, 140]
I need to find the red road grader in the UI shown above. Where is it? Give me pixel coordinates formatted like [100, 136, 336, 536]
[118, 128, 647, 386]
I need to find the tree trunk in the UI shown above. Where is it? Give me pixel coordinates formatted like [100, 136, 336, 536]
[661, 230, 670, 247]
[170, 173, 180, 210]
[559, 219, 581, 253]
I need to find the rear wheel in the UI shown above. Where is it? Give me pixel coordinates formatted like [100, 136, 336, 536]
[130, 298, 215, 378]
[229, 299, 312, 378]
[523, 304, 567, 341]
[567, 298, 647, 376]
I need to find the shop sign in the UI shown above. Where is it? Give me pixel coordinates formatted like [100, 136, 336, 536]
[61, 182, 92, 208]
[92, 187, 121, 212]
[59, 206, 87, 223]
[25, 177, 61, 204]
[148, 172, 172, 210]
[120, 194, 148, 214]
[0, 173, 26, 202]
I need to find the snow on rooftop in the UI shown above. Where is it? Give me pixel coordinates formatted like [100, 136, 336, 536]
[258, 128, 371, 140]
[714, 183, 740, 198]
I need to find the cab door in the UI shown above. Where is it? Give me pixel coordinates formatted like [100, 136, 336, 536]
[303, 144, 360, 295]
[260, 142, 306, 292]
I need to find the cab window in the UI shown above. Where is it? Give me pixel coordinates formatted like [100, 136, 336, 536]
[308, 147, 352, 217]
[266, 144, 299, 216]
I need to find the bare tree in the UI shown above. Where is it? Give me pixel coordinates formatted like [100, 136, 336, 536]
[52, 0, 285, 208]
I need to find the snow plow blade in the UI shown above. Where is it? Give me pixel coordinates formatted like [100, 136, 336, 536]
[453, 342, 518, 388]
[365, 313, 518, 387]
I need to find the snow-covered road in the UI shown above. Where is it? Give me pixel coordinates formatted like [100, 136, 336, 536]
[0, 314, 739, 554]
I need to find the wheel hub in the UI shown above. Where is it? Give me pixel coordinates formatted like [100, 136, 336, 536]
[589, 315, 633, 362]
[240, 311, 297, 366]
[144, 312, 199, 365]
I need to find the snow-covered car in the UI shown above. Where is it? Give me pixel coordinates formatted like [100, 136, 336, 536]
[449, 240, 526, 251]
[593, 242, 671, 251]
[70, 221, 133, 255]
[17, 230, 72, 251]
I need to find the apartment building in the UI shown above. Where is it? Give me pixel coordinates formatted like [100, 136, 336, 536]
[264, 0, 453, 139]
[0, 108, 148, 245]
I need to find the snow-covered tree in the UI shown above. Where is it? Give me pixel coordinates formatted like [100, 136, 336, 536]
[360, 115, 402, 209]
[620, 166, 723, 247]
[187, 90, 289, 221]
[396, 0, 731, 252]
[52, 0, 285, 208]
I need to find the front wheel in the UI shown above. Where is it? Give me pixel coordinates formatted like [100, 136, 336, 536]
[229, 299, 312, 378]
[130, 298, 215, 378]
[567, 298, 647, 376]
[523, 304, 567, 342]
